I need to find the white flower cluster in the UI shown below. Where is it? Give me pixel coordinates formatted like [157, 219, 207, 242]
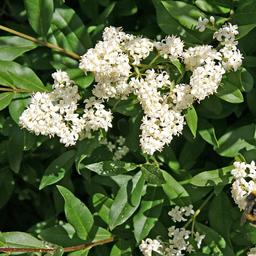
[21, 23, 243, 154]
[248, 247, 256, 256]
[140, 205, 205, 256]
[101, 136, 129, 160]
[165, 227, 205, 255]
[154, 35, 184, 60]
[168, 205, 194, 222]
[79, 24, 243, 155]
[20, 71, 112, 146]
[182, 22, 243, 103]
[139, 238, 163, 256]
[196, 16, 215, 32]
[231, 161, 256, 210]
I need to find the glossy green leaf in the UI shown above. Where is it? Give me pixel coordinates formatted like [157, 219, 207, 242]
[161, 170, 190, 205]
[189, 165, 233, 187]
[217, 82, 244, 104]
[198, 119, 218, 147]
[216, 124, 256, 157]
[133, 186, 164, 242]
[185, 106, 198, 138]
[57, 186, 94, 241]
[1, 232, 45, 248]
[39, 150, 76, 190]
[66, 69, 94, 89]
[24, 0, 54, 36]
[0, 36, 37, 61]
[49, 6, 92, 55]
[92, 193, 113, 225]
[0, 93, 13, 111]
[195, 0, 231, 14]
[152, 0, 202, 43]
[0, 61, 47, 92]
[109, 171, 145, 229]
[9, 96, 30, 123]
[84, 161, 137, 176]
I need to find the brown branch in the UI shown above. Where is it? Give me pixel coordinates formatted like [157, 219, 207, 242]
[0, 236, 115, 253]
[0, 25, 80, 60]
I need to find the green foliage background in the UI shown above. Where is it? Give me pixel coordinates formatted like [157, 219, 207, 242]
[0, 0, 256, 255]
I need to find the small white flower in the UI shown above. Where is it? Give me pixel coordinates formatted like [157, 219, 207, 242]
[231, 161, 248, 179]
[213, 23, 239, 44]
[155, 35, 184, 59]
[196, 17, 209, 32]
[168, 206, 187, 222]
[194, 232, 205, 248]
[190, 61, 225, 101]
[139, 238, 163, 256]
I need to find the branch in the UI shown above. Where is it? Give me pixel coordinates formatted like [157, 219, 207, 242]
[0, 236, 115, 253]
[0, 25, 80, 60]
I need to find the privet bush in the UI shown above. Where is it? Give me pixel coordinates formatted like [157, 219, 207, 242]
[0, 0, 256, 255]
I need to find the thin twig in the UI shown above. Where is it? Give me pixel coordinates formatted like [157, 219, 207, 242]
[0, 24, 80, 60]
[0, 236, 115, 253]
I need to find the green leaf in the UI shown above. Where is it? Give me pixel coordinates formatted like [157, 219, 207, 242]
[109, 171, 145, 229]
[240, 68, 254, 92]
[217, 82, 244, 104]
[185, 106, 198, 138]
[238, 24, 256, 39]
[39, 150, 76, 190]
[1, 232, 45, 248]
[110, 240, 133, 256]
[0, 60, 47, 92]
[24, 0, 54, 36]
[141, 164, 165, 185]
[66, 69, 94, 89]
[160, 0, 204, 29]
[234, 0, 256, 25]
[92, 193, 113, 225]
[216, 124, 256, 157]
[0, 93, 13, 111]
[133, 186, 164, 242]
[0, 36, 37, 61]
[209, 192, 233, 244]
[0, 168, 15, 209]
[7, 127, 24, 173]
[198, 119, 218, 148]
[152, 0, 202, 44]
[189, 165, 233, 187]
[196, 223, 234, 256]
[9, 96, 30, 123]
[115, 0, 138, 16]
[40, 225, 84, 247]
[161, 170, 190, 205]
[57, 186, 94, 241]
[49, 6, 92, 55]
[195, 0, 231, 14]
[84, 161, 137, 176]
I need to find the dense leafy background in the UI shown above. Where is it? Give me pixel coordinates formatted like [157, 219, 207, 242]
[0, 0, 256, 255]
